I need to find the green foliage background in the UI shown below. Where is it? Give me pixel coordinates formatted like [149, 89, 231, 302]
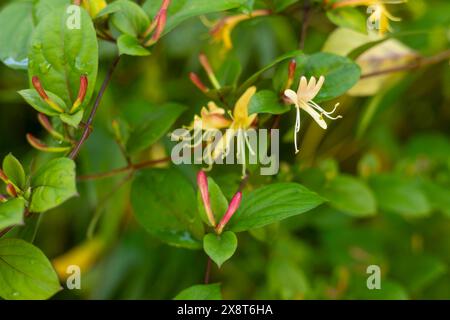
[0, 0, 449, 299]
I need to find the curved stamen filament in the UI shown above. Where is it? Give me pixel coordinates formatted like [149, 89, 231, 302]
[294, 105, 301, 154]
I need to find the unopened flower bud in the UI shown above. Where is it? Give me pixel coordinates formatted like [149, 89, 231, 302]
[199, 53, 221, 89]
[32, 76, 65, 113]
[189, 72, 209, 93]
[144, 0, 170, 45]
[197, 170, 216, 227]
[6, 184, 17, 198]
[285, 59, 297, 90]
[38, 114, 64, 141]
[0, 169, 7, 183]
[216, 191, 242, 234]
[71, 75, 88, 113]
[27, 134, 71, 153]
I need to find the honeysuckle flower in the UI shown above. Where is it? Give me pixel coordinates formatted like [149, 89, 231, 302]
[211, 86, 257, 177]
[197, 170, 216, 227]
[209, 10, 270, 50]
[173, 102, 232, 147]
[216, 191, 242, 234]
[332, 0, 406, 35]
[284, 76, 342, 154]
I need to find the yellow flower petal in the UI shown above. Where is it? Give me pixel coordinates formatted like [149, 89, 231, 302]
[233, 86, 257, 126]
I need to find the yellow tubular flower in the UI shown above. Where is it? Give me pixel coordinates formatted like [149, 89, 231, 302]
[210, 10, 270, 50]
[82, 0, 107, 18]
[284, 76, 342, 154]
[52, 238, 105, 281]
[333, 0, 406, 35]
[211, 86, 257, 177]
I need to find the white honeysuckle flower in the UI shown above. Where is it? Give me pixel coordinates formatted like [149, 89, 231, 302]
[284, 76, 342, 154]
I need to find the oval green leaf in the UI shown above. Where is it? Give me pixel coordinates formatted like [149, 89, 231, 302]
[0, 239, 61, 300]
[228, 183, 325, 232]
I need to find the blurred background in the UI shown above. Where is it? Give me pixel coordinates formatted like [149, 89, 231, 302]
[0, 0, 449, 299]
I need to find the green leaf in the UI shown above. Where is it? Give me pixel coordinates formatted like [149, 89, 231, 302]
[369, 174, 431, 217]
[304, 52, 361, 102]
[33, 0, 71, 22]
[126, 103, 186, 154]
[248, 90, 290, 115]
[228, 183, 325, 232]
[143, 0, 247, 35]
[197, 177, 229, 226]
[273, 0, 299, 12]
[2, 153, 26, 190]
[203, 231, 237, 268]
[216, 57, 242, 87]
[59, 109, 84, 128]
[321, 175, 376, 217]
[326, 8, 367, 34]
[18, 89, 67, 116]
[117, 34, 151, 56]
[174, 283, 222, 300]
[0, 1, 34, 70]
[98, 0, 150, 37]
[0, 199, 25, 230]
[0, 239, 61, 300]
[131, 168, 204, 249]
[30, 158, 77, 213]
[28, 5, 98, 110]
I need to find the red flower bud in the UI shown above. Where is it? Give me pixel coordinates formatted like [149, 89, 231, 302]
[144, 0, 171, 45]
[0, 194, 7, 203]
[0, 169, 7, 182]
[189, 72, 209, 93]
[71, 75, 88, 113]
[32, 76, 49, 100]
[6, 184, 17, 198]
[216, 191, 242, 234]
[285, 59, 297, 90]
[27, 133, 70, 153]
[32, 76, 65, 113]
[38, 114, 65, 141]
[197, 170, 216, 227]
[199, 53, 214, 77]
[198, 53, 221, 89]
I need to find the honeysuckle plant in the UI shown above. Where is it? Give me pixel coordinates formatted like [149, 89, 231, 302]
[0, 0, 449, 301]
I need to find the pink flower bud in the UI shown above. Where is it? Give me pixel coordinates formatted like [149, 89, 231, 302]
[198, 53, 214, 76]
[189, 72, 209, 93]
[216, 191, 242, 234]
[197, 170, 216, 227]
